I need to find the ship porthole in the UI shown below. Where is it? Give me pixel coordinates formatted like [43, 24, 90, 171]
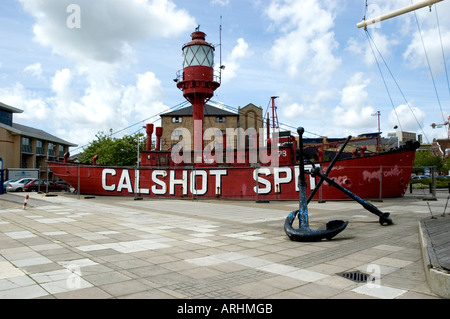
[344, 178, 352, 189]
[399, 177, 405, 188]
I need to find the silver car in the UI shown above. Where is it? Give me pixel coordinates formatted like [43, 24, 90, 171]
[3, 179, 18, 191]
[6, 178, 34, 192]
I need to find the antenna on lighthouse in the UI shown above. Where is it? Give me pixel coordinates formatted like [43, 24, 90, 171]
[219, 15, 225, 83]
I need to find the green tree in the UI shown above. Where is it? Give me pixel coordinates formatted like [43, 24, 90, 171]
[413, 149, 444, 174]
[79, 130, 146, 166]
[443, 157, 450, 175]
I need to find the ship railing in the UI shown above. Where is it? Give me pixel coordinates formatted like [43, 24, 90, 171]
[175, 69, 222, 84]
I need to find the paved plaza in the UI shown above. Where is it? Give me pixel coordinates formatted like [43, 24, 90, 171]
[0, 190, 448, 299]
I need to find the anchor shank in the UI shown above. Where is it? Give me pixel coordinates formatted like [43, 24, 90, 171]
[299, 184, 309, 229]
[297, 127, 309, 229]
[297, 128, 307, 187]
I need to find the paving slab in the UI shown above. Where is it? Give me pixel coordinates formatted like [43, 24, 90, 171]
[0, 191, 448, 300]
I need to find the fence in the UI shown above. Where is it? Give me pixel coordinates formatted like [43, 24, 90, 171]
[406, 165, 439, 201]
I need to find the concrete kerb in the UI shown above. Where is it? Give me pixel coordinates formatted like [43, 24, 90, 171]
[418, 219, 450, 299]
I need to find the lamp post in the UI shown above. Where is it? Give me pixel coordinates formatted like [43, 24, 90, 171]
[135, 132, 145, 200]
[394, 125, 400, 148]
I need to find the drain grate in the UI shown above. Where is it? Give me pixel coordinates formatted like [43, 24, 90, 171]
[338, 271, 375, 283]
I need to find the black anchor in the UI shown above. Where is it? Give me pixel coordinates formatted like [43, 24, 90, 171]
[284, 127, 348, 242]
[305, 135, 393, 226]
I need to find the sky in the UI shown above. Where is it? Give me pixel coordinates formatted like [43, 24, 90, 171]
[1, 0, 450, 152]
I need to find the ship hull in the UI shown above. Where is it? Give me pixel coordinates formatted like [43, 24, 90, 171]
[48, 147, 417, 200]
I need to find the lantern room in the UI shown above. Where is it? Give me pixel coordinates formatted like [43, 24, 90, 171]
[176, 30, 220, 102]
[183, 32, 214, 68]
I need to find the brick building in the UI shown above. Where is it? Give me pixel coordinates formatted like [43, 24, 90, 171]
[159, 103, 263, 151]
[0, 101, 77, 178]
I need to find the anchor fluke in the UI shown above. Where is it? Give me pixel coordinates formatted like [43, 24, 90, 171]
[284, 211, 348, 242]
[379, 212, 393, 226]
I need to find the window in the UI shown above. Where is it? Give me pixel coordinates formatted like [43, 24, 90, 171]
[183, 45, 214, 68]
[36, 140, 45, 156]
[59, 145, 65, 158]
[172, 117, 182, 123]
[216, 116, 226, 123]
[0, 110, 12, 126]
[21, 137, 32, 154]
[22, 137, 30, 146]
[48, 143, 55, 157]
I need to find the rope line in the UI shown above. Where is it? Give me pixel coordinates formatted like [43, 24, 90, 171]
[365, 30, 403, 132]
[365, 29, 430, 143]
[412, 3, 445, 124]
[435, 5, 450, 97]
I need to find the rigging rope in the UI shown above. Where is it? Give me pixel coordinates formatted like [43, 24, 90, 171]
[365, 30, 403, 132]
[435, 5, 450, 97]
[365, 29, 430, 143]
[411, 2, 446, 125]
[210, 98, 323, 138]
[70, 100, 190, 153]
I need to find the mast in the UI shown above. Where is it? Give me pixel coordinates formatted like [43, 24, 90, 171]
[271, 96, 279, 135]
[357, 0, 444, 29]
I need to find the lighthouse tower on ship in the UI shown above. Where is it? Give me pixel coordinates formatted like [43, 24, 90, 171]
[175, 28, 221, 164]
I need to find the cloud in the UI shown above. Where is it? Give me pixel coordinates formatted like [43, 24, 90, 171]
[6, 0, 194, 148]
[346, 31, 396, 66]
[362, 0, 450, 73]
[220, 38, 252, 83]
[0, 83, 50, 122]
[398, 0, 450, 73]
[23, 63, 43, 78]
[18, 0, 196, 64]
[332, 73, 377, 130]
[279, 88, 334, 124]
[51, 68, 74, 101]
[388, 103, 426, 133]
[403, 27, 450, 73]
[211, 0, 230, 5]
[265, 0, 341, 85]
[0, 68, 170, 148]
